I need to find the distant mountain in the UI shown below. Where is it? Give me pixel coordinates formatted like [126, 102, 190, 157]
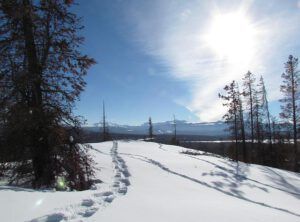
[84, 120, 228, 136]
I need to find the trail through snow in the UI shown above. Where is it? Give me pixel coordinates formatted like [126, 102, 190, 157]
[0, 141, 130, 222]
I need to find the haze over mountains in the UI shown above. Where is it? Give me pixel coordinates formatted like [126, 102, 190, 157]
[85, 120, 228, 136]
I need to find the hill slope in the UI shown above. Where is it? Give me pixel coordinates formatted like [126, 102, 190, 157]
[1, 141, 300, 222]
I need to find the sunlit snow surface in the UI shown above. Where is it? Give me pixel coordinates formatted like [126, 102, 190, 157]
[1, 141, 300, 222]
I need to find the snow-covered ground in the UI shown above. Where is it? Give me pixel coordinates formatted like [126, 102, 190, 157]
[1, 141, 300, 222]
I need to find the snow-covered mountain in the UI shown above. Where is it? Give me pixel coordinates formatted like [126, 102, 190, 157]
[2, 141, 300, 221]
[85, 120, 228, 136]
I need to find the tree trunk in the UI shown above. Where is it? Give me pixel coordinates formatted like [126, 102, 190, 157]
[22, 0, 53, 187]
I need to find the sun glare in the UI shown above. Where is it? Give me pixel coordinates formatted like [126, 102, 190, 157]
[204, 12, 257, 65]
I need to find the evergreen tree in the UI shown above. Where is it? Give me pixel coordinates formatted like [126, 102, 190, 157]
[257, 76, 273, 164]
[219, 81, 240, 161]
[258, 76, 272, 145]
[0, 0, 95, 188]
[171, 115, 178, 145]
[148, 117, 154, 141]
[243, 71, 256, 144]
[253, 88, 265, 163]
[279, 55, 299, 171]
[243, 71, 256, 162]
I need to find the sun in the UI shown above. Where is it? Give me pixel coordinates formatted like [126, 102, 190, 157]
[204, 12, 257, 65]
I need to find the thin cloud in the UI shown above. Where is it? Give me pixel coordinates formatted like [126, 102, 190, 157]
[123, 0, 300, 121]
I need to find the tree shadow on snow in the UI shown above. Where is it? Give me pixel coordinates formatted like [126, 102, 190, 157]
[261, 166, 300, 199]
[186, 154, 300, 198]
[121, 152, 300, 218]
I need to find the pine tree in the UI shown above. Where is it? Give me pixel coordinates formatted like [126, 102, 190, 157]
[279, 55, 299, 171]
[243, 71, 256, 161]
[219, 81, 240, 161]
[258, 76, 272, 145]
[243, 71, 256, 144]
[148, 117, 154, 141]
[0, 0, 96, 187]
[257, 76, 273, 164]
[171, 115, 178, 145]
[253, 88, 265, 163]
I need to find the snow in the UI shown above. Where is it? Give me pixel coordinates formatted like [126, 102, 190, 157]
[1, 141, 300, 222]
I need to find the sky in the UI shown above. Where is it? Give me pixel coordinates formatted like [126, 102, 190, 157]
[73, 0, 300, 126]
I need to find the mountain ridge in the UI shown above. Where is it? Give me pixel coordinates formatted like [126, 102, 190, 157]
[84, 120, 228, 136]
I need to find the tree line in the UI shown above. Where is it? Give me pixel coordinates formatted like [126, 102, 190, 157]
[219, 55, 299, 172]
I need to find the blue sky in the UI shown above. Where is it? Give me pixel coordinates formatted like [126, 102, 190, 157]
[73, 0, 300, 125]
